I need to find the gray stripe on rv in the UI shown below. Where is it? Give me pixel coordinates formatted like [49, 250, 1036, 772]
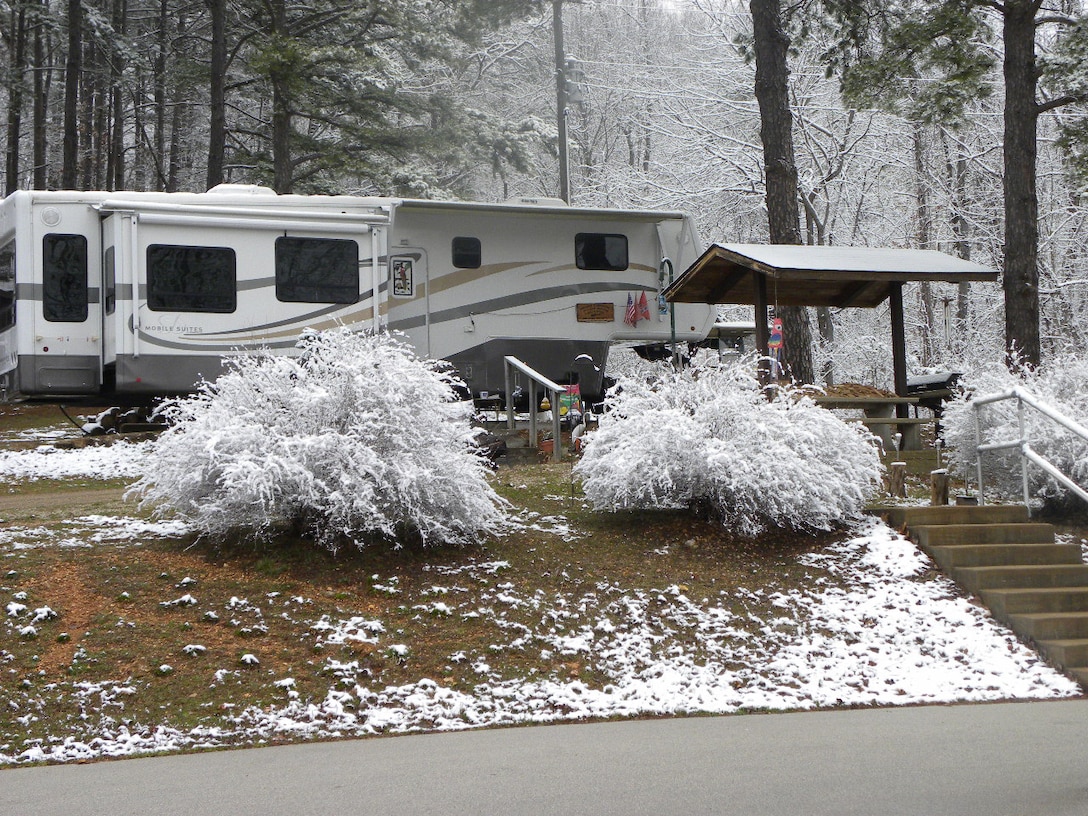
[389, 282, 654, 332]
[16, 283, 100, 304]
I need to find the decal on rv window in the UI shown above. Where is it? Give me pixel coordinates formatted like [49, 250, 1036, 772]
[147, 244, 237, 314]
[575, 233, 628, 271]
[275, 236, 359, 304]
[392, 258, 414, 298]
[43, 233, 89, 323]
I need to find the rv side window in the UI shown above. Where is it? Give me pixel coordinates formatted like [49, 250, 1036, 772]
[43, 234, 89, 322]
[451, 236, 481, 269]
[147, 244, 236, 313]
[575, 233, 628, 271]
[275, 237, 359, 304]
[0, 241, 14, 330]
[103, 246, 116, 315]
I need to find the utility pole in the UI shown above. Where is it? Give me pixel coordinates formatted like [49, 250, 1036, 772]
[553, 0, 570, 203]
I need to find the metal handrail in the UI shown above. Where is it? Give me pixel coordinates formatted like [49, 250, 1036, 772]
[503, 356, 563, 463]
[973, 386, 1088, 510]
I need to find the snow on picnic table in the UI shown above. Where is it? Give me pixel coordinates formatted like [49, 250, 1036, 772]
[0, 440, 1081, 765]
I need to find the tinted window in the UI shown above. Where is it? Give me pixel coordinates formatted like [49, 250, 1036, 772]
[103, 246, 116, 315]
[275, 237, 359, 304]
[575, 233, 628, 271]
[43, 234, 88, 322]
[0, 241, 14, 330]
[147, 245, 236, 313]
[452, 236, 481, 269]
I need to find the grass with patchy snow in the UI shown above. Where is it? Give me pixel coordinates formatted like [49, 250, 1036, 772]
[0, 423, 1081, 765]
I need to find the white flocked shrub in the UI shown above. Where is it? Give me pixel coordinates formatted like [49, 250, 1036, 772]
[574, 362, 884, 537]
[129, 328, 505, 551]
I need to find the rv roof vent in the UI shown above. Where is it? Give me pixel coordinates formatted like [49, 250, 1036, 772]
[507, 196, 568, 207]
[207, 183, 277, 196]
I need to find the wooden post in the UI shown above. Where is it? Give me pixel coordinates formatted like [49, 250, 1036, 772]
[754, 271, 771, 390]
[889, 283, 909, 419]
[887, 461, 907, 498]
[930, 469, 950, 506]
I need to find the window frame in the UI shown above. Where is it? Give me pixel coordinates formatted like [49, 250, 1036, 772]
[451, 236, 482, 270]
[0, 240, 15, 331]
[146, 243, 237, 314]
[574, 232, 629, 271]
[43, 233, 89, 323]
[274, 236, 360, 304]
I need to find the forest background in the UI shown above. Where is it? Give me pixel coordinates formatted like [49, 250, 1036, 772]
[3, 0, 1088, 389]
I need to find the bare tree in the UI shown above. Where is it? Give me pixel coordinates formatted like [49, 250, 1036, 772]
[750, 0, 814, 383]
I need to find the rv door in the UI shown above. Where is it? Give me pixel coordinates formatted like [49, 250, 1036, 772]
[24, 218, 103, 395]
[100, 212, 135, 376]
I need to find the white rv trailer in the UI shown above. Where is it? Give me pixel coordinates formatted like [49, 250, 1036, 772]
[0, 186, 715, 402]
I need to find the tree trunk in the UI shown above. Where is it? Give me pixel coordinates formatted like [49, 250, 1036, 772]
[913, 122, 936, 365]
[5, 3, 27, 195]
[1002, 0, 1041, 369]
[750, 0, 814, 384]
[153, 0, 169, 190]
[108, 0, 126, 190]
[61, 0, 82, 189]
[32, 2, 48, 190]
[816, 305, 834, 385]
[206, 0, 227, 190]
[79, 34, 95, 189]
[269, 0, 293, 193]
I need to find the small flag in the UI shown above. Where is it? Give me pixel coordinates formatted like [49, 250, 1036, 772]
[624, 293, 638, 326]
[637, 291, 652, 322]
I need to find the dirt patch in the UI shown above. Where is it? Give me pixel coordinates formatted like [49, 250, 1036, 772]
[0, 487, 127, 515]
[25, 560, 109, 677]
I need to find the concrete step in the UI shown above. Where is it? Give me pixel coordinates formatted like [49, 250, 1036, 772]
[927, 542, 1082, 571]
[1064, 666, 1088, 688]
[981, 587, 1088, 618]
[883, 504, 1030, 529]
[1008, 611, 1088, 641]
[1035, 639, 1088, 670]
[951, 564, 1088, 594]
[913, 522, 1055, 548]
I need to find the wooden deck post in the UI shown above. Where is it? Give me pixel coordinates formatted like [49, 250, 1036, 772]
[888, 282, 909, 419]
[754, 271, 771, 390]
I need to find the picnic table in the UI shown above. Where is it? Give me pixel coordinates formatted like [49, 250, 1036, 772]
[812, 394, 928, 451]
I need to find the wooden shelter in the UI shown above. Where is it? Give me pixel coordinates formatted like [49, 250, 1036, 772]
[664, 243, 999, 415]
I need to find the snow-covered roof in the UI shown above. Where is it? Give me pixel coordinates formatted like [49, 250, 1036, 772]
[665, 243, 999, 307]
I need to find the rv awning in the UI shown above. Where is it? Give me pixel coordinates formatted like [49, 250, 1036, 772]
[664, 244, 999, 308]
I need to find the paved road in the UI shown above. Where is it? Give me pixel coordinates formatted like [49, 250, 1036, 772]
[4, 699, 1088, 815]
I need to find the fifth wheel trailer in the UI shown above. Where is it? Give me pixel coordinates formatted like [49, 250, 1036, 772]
[0, 186, 715, 402]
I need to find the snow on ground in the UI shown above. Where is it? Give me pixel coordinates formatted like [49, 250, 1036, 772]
[0, 439, 151, 481]
[0, 441, 1081, 764]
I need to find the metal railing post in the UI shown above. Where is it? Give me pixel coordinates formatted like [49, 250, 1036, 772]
[551, 386, 561, 462]
[974, 402, 985, 505]
[529, 381, 538, 451]
[504, 361, 515, 430]
[1018, 396, 1031, 513]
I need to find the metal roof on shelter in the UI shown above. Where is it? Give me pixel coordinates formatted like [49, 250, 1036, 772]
[665, 243, 999, 308]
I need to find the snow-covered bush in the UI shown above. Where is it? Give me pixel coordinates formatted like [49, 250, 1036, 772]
[129, 328, 505, 551]
[943, 357, 1088, 511]
[574, 362, 884, 537]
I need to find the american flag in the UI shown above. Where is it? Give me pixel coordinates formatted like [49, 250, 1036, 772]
[623, 293, 638, 326]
